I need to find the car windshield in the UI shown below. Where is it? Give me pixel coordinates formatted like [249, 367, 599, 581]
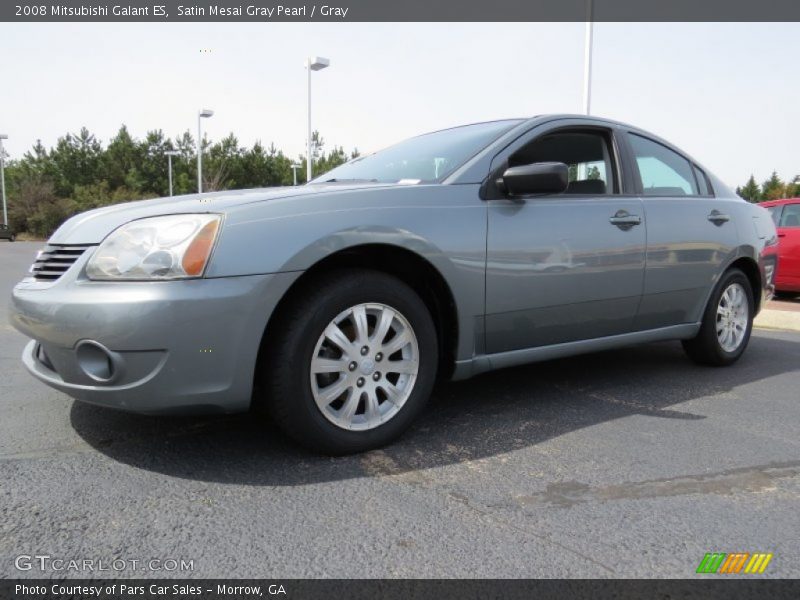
[312, 120, 523, 184]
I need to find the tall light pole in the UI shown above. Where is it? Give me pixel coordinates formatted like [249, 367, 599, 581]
[306, 56, 330, 183]
[0, 134, 7, 227]
[291, 163, 301, 186]
[582, 0, 594, 115]
[197, 109, 214, 193]
[165, 150, 180, 197]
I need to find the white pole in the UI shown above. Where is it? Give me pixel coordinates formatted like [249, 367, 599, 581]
[168, 154, 174, 197]
[307, 59, 312, 183]
[583, 0, 594, 116]
[197, 113, 203, 193]
[0, 136, 7, 226]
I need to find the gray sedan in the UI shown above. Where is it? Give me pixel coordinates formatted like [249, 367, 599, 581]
[9, 115, 778, 454]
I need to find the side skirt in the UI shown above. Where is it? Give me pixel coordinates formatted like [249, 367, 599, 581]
[452, 323, 701, 380]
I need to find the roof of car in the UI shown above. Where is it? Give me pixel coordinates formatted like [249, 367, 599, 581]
[529, 114, 640, 128]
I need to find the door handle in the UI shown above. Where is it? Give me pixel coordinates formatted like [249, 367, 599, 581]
[778, 233, 786, 237]
[609, 210, 642, 230]
[707, 210, 730, 225]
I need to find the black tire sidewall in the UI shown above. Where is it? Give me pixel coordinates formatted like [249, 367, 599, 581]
[698, 269, 754, 365]
[273, 271, 438, 454]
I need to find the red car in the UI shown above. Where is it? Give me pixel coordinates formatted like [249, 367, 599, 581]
[760, 198, 800, 294]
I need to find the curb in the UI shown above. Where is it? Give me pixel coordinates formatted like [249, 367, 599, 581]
[754, 309, 800, 333]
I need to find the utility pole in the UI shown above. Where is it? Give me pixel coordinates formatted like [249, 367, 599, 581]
[306, 56, 330, 183]
[197, 109, 214, 193]
[583, 0, 594, 115]
[165, 150, 180, 196]
[0, 134, 8, 226]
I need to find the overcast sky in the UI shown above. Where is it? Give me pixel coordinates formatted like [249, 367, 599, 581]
[0, 22, 797, 187]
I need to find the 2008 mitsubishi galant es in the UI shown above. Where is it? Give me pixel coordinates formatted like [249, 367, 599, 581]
[10, 115, 778, 454]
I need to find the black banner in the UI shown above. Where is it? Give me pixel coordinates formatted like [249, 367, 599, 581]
[4, 0, 800, 23]
[3, 580, 800, 600]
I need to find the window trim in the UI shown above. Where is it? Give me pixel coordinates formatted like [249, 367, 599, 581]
[691, 164, 715, 198]
[625, 132, 707, 199]
[482, 124, 627, 200]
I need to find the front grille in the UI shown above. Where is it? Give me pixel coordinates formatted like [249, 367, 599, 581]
[30, 244, 93, 281]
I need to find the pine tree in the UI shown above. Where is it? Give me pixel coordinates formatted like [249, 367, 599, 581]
[737, 175, 761, 202]
[762, 171, 785, 201]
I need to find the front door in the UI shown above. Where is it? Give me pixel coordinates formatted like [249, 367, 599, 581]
[485, 127, 646, 354]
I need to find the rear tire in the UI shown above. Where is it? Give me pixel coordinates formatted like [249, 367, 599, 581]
[260, 268, 438, 455]
[682, 268, 754, 366]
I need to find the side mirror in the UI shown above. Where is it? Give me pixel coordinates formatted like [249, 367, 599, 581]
[497, 162, 569, 196]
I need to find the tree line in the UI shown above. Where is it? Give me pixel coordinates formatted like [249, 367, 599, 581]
[2, 125, 357, 237]
[736, 172, 800, 203]
[2, 124, 797, 238]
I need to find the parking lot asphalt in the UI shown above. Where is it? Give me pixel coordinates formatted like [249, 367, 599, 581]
[1, 241, 799, 578]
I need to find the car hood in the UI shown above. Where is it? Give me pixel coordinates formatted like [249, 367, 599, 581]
[48, 183, 391, 245]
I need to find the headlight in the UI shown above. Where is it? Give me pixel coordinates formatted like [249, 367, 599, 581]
[86, 214, 222, 280]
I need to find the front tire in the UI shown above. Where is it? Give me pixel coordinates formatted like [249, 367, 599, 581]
[682, 268, 754, 366]
[261, 269, 438, 454]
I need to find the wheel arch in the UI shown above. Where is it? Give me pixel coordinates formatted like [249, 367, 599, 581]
[727, 254, 763, 314]
[253, 243, 460, 403]
[692, 250, 764, 328]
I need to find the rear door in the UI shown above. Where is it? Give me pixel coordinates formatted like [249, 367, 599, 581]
[485, 122, 645, 353]
[625, 132, 739, 330]
[775, 202, 800, 290]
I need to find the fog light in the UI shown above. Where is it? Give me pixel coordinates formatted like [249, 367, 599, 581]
[75, 340, 123, 383]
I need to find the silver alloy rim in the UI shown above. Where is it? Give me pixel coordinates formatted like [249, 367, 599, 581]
[716, 282, 748, 353]
[310, 303, 420, 431]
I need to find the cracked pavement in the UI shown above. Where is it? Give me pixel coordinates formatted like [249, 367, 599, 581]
[1, 242, 799, 578]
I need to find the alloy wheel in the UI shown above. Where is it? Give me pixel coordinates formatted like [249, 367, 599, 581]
[716, 282, 749, 352]
[310, 303, 420, 431]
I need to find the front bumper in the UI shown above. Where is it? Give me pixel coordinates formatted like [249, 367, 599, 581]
[9, 259, 299, 414]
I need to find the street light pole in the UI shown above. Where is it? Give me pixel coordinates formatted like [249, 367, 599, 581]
[0, 134, 7, 227]
[307, 60, 311, 183]
[582, 0, 594, 116]
[197, 109, 214, 193]
[306, 56, 330, 183]
[165, 150, 180, 197]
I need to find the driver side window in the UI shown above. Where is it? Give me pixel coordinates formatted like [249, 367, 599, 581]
[509, 130, 616, 195]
